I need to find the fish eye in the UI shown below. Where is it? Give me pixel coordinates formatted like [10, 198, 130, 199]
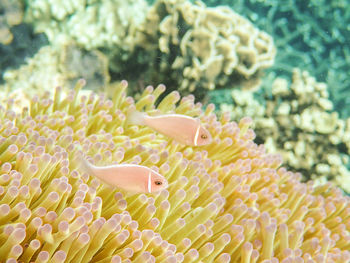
[201, 134, 207, 139]
[154, 180, 162, 186]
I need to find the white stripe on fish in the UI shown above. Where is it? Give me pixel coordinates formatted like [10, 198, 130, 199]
[148, 171, 152, 193]
[194, 123, 201, 146]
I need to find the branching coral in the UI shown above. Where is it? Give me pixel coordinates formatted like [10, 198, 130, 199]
[24, 0, 148, 51]
[0, 24, 48, 83]
[23, 0, 275, 98]
[221, 69, 350, 192]
[0, 0, 23, 45]
[0, 79, 349, 262]
[135, 0, 276, 93]
[1, 41, 110, 105]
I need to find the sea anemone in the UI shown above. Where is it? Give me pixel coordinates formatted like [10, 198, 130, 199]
[0, 80, 349, 262]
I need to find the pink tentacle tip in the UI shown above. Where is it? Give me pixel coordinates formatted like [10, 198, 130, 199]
[145, 85, 154, 93]
[207, 103, 215, 111]
[76, 78, 86, 86]
[121, 80, 128, 87]
[111, 255, 122, 263]
[38, 251, 49, 261]
[240, 116, 253, 125]
[170, 90, 180, 99]
[218, 253, 231, 262]
[157, 84, 166, 92]
[52, 250, 67, 261]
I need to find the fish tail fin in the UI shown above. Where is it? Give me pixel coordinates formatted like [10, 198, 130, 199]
[126, 108, 147, 126]
[75, 151, 95, 176]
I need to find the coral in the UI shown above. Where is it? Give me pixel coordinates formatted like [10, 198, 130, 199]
[1, 41, 110, 107]
[0, 0, 23, 45]
[221, 68, 350, 192]
[23, 0, 275, 98]
[0, 79, 349, 262]
[23, 0, 148, 98]
[135, 0, 276, 93]
[24, 0, 148, 51]
[202, 0, 350, 117]
[0, 24, 48, 84]
[220, 89, 265, 119]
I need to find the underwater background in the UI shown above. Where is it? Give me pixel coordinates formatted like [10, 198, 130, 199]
[0, 0, 350, 262]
